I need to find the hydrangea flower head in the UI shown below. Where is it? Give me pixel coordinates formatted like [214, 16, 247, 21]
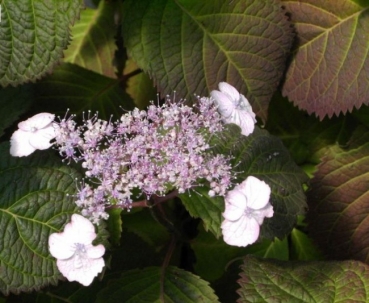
[221, 176, 273, 247]
[10, 113, 56, 157]
[49, 214, 105, 286]
[211, 82, 256, 136]
[53, 97, 232, 222]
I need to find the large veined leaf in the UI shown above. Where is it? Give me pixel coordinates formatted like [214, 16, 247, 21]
[0, 143, 79, 295]
[34, 63, 134, 118]
[122, 0, 293, 120]
[238, 256, 369, 302]
[96, 266, 220, 303]
[64, 0, 121, 78]
[0, 0, 82, 86]
[282, 0, 369, 119]
[307, 127, 369, 262]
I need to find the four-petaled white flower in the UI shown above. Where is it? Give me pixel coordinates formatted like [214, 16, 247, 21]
[10, 113, 56, 157]
[221, 176, 273, 247]
[49, 214, 105, 286]
[211, 82, 256, 136]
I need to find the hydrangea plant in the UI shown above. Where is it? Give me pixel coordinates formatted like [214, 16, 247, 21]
[1, 0, 369, 302]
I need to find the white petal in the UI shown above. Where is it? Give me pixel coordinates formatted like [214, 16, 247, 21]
[239, 176, 271, 210]
[71, 214, 95, 234]
[252, 203, 274, 225]
[264, 203, 274, 218]
[239, 94, 256, 122]
[221, 216, 260, 247]
[57, 256, 105, 286]
[29, 126, 56, 150]
[223, 190, 246, 221]
[10, 129, 36, 157]
[49, 233, 75, 260]
[238, 112, 255, 136]
[210, 90, 235, 119]
[65, 214, 96, 245]
[18, 113, 55, 131]
[227, 110, 255, 136]
[87, 244, 105, 259]
[218, 82, 240, 102]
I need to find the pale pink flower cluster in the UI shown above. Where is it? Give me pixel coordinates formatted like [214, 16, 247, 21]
[53, 97, 232, 223]
[10, 83, 273, 288]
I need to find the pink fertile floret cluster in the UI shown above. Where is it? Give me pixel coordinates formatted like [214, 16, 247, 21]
[53, 97, 232, 223]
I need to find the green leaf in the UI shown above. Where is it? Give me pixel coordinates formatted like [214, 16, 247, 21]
[191, 226, 289, 282]
[238, 256, 369, 302]
[352, 104, 369, 128]
[0, 85, 33, 138]
[124, 59, 157, 109]
[180, 188, 224, 238]
[94, 219, 111, 251]
[290, 228, 323, 261]
[122, 210, 170, 248]
[15, 280, 106, 303]
[122, 0, 293, 120]
[34, 63, 134, 118]
[266, 93, 345, 164]
[215, 125, 308, 240]
[263, 237, 289, 260]
[96, 266, 220, 303]
[282, 0, 369, 119]
[110, 232, 169, 273]
[0, 143, 79, 295]
[307, 127, 369, 262]
[64, 0, 121, 78]
[0, 0, 82, 86]
[106, 208, 123, 247]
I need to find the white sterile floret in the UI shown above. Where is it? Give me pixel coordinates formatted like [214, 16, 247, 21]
[48, 214, 105, 286]
[221, 176, 273, 247]
[210, 82, 256, 136]
[10, 113, 56, 157]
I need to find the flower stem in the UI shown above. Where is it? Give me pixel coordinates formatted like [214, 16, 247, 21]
[160, 235, 177, 302]
[130, 200, 149, 208]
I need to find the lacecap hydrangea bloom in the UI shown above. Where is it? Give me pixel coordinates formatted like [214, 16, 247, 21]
[10, 113, 56, 157]
[11, 83, 272, 249]
[49, 214, 105, 286]
[211, 82, 256, 136]
[53, 96, 232, 223]
[221, 176, 273, 247]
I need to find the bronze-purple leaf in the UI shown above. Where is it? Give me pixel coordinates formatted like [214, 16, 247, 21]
[282, 0, 369, 120]
[307, 127, 369, 262]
